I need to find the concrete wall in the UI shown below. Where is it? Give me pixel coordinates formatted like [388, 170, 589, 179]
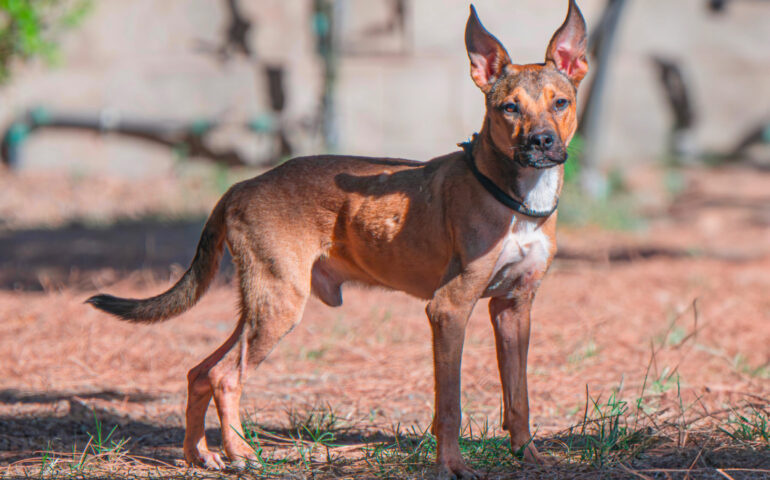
[1, 0, 768, 175]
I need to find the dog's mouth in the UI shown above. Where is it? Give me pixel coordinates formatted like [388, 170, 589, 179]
[514, 149, 568, 169]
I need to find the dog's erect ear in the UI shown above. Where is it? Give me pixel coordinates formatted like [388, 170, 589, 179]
[545, 0, 588, 86]
[465, 5, 511, 93]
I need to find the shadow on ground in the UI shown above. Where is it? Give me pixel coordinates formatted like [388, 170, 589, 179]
[2, 212, 761, 293]
[3, 395, 768, 479]
[0, 389, 190, 465]
[0, 218, 234, 291]
[0, 387, 397, 466]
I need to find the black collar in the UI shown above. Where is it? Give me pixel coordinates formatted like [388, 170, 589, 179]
[458, 134, 558, 218]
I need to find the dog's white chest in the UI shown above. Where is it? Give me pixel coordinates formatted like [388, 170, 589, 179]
[483, 219, 551, 298]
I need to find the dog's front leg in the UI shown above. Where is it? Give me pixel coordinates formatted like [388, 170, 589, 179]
[426, 272, 483, 480]
[488, 294, 544, 464]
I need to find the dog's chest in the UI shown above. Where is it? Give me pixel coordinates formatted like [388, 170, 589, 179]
[482, 219, 552, 298]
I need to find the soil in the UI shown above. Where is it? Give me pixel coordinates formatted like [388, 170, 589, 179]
[0, 163, 768, 478]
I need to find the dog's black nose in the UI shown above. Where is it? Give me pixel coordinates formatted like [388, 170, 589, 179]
[529, 132, 555, 150]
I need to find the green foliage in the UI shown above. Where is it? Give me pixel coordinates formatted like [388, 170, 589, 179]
[286, 402, 342, 445]
[568, 339, 599, 365]
[13, 398, 770, 477]
[86, 411, 128, 458]
[365, 419, 518, 477]
[560, 133, 644, 231]
[559, 179, 643, 231]
[0, 0, 91, 84]
[237, 404, 347, 477]
[365, 423, 436, 476]
[561, 390, 655, 468]
[564, 133, 583, 183]
[732, 353, 770, 379]
[720, 406, 770, 445]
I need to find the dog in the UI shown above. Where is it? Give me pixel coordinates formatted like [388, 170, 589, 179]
[87, 2, 587, 477]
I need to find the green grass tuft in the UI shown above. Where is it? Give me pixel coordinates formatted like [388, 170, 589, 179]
[720, 406, 770, 445]
[364, 418, 519, 478]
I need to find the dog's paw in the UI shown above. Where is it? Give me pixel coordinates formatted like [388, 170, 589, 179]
[437, 460, 482, 480]
[516, 443, 555, 466]
[186, 448, 226, 470]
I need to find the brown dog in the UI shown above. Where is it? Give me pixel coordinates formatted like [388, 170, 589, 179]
[87, 2, 587, 477]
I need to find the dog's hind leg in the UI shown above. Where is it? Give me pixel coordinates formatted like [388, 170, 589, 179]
[200, 246, 311, 469]
[184, 321, 246, 469]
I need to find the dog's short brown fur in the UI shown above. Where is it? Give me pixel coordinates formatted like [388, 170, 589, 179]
[88, 2, 587, 477]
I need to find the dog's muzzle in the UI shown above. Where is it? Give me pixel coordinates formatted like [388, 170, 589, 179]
[514, 131, 568, 168]
[516, 148, 568, 169]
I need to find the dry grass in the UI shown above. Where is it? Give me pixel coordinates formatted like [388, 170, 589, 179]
[1, 165, 769, 479]
[3, 394, 768, 479]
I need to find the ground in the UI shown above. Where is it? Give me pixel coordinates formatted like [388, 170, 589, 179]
[0, 162, 768, 479]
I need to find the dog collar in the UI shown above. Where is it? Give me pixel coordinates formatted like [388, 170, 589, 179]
[458, 134, 559, 218]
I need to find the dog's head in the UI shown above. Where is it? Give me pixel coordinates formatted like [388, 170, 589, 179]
[466, 0, 587, 169]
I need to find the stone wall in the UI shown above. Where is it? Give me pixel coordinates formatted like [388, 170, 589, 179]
[1, 0, 767, 175]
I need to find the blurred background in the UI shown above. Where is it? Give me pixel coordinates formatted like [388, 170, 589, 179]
[1, 3, 769, 475]
[0, 0, 770, 286]
[1, 1, 768, 170]
[0, 0, 768, 285]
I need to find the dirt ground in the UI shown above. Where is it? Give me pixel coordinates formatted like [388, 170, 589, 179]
[0, 163, 768, 478]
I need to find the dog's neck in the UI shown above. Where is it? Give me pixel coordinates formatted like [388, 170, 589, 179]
[473, 126, 562, 215]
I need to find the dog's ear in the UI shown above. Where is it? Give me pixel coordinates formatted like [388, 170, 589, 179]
[465, 5, 511, 93]
[545, 0, 588, 87]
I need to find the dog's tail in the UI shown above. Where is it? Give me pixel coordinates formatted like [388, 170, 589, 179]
[86, 198, 228, 324]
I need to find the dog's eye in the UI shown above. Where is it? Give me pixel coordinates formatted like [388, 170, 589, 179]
[554, 98, 569, 111]
[501, 102, 520, 114]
